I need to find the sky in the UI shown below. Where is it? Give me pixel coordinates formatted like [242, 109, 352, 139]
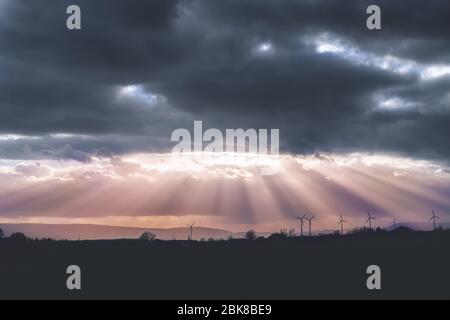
[1, 0, 450, 232]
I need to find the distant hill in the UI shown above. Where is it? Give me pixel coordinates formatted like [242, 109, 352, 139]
[391, 222, 450, 231]
[0, 223, 260, 241]
[1, 222, 445, 241]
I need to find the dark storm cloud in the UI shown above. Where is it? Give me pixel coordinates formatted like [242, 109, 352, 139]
[182, 0, 450, 64]
[1, 0, 450, 160]
[366, 75, 450, 159]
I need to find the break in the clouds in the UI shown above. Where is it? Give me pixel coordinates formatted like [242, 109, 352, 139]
[1, 0, 450, 228]
[1, 153, 449, 231]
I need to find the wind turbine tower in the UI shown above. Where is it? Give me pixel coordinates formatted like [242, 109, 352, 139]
[187, 223, 196, 240]
[338, 215, 347, 236]
[296, 215, 307, 237]
[366, 211, 376, 230]
[429, 210, 440, 231]
[306, 216, 315, 237]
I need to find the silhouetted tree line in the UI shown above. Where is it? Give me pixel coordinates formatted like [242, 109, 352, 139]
[0, 230, 58, 242]
[349, 227, 386, 234]
[1, 226, 448, 244]
[0, 231, 29, 241]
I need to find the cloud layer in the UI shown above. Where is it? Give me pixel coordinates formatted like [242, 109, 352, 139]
[1, 0, 450, 161]
[1, 153, 449, 230]
[1, 1, 450, 228]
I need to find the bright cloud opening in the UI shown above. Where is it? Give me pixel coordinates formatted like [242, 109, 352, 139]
[306, 33, 450, 81]
[0, 152, 449, 233]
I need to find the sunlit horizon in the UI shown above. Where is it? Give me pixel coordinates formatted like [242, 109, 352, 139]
[1, 151, 449, 234]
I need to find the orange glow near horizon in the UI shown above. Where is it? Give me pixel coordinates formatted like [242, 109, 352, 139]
[0, 152, 449, 233]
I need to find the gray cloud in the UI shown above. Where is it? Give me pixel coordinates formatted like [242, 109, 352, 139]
[1, 0, 450, 161]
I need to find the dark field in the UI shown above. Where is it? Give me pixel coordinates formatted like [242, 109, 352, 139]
[1, 231, 449, 300]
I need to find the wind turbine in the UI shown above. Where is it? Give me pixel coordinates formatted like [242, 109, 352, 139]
[338, 215, 347, 235]
[187, 223, 196, 240]
[306, 216, 315, 237]
[429, 210, 440, 231]
[296, 215, 307, 237]
[366, 211, 376, 230]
